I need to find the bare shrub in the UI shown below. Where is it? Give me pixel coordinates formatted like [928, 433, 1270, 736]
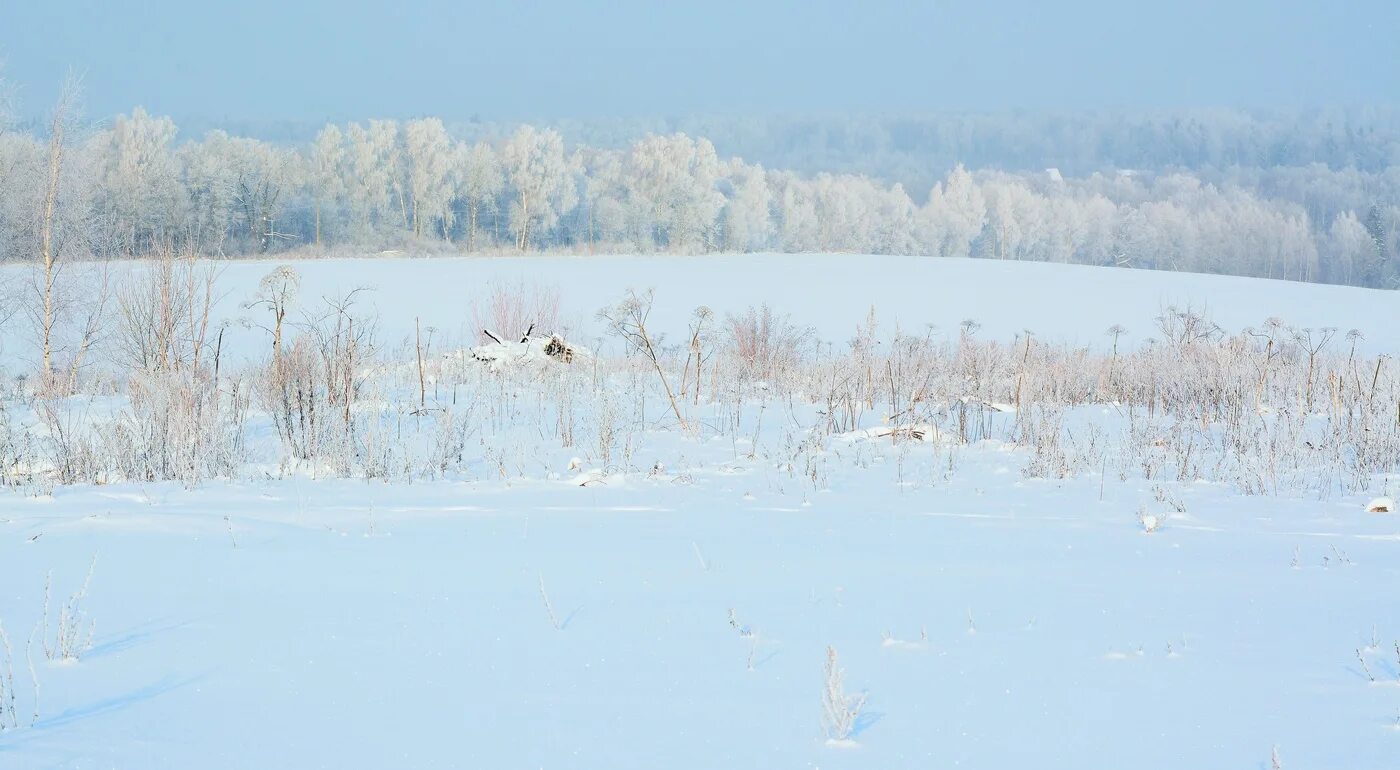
[24, 263, 111, 397]
[725, 304, 813, 382]
[1020, 406, 1071, 479]
[257, 291, 375, 474]
[31, 394, 102, 487]
[5, 285, 1398, 500]
[599, 289, 688, 431]
[101, 369, 250, 486]
[0, 400, 37, 489]
[472, 280, 561, 343]
[111, 248, 222, 373]
[259, 335, 329, 466]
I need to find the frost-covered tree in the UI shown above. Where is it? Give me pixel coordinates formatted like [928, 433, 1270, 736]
[502, 126, 576, 250]
[343, 121, 398, 237]
[625, 133, 724, 252]
[1360, 204, 1400, 287]
[576, 147, 629, 250]
[810, 174, 880, 252]
[874, 183, 919, 255]
[377, 120, 408, 231]
[0, 98, 1397, 286]
[404, 118, 453, 239]
[1325, 211, 1368, 286]
[1111, 206, 1156, 268]
[1139, 200, 1195, 272]
[771, 171, 818, 252]
[451, 141, 504, 250]
[309, 124, 345, 247]
[180, 131, 297, 253]
[92, 107, 181, 256]
[1077, 195, 1119, 265]
[983, 179, 1039, 260]
[179, 131, 237, 253]
[0, 133, 42, 263]
[720, 161, 771, 252]
[922, 165, 986, 258]
[21, 78, 106, 387]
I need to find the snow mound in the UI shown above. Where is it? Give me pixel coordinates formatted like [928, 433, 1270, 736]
[1365, 497, 1395, 514]
[838, 424, 942, 443]
[470, 335, 590, 372]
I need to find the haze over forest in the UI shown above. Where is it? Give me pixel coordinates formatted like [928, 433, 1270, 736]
[0, 1, 1397, 287]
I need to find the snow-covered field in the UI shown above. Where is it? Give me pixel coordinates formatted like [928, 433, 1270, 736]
[5, 253, 1400, 367]
[192, 252, 1400, 349]
[1, 254, 1398, 769]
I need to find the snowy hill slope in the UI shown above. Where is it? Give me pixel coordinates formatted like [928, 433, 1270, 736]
[2, 254, 1396, 369]
[205, 253, 1400, 355]
[0, 253, 1397, 769]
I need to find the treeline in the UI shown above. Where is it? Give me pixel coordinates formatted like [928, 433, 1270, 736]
[175, 109, 1400, 181]
[0, 102, 1397, 287]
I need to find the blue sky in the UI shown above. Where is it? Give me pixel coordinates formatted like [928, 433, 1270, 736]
[1, 0, 1395, 121]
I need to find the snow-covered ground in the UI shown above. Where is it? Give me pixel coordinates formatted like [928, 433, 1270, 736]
[191, 253, 1400, 357]
[1, 254, 1398, 769]
[4, 253, 1399, 369]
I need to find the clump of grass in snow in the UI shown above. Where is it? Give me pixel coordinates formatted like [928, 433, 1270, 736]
[0, 621, 17, 730]
[538, 574, 561, 631]
[43, 558, 97, 663]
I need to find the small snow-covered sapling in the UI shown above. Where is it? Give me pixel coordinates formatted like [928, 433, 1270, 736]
[821, 646, 867, 744]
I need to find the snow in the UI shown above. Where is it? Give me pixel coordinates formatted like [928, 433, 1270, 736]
[4, 253, 1398, 370]
[1, 254, 1398, 768]
[3, 448, 1398, 768]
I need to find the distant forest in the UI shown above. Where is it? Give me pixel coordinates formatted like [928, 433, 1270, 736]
[3, 93, 1398, 288]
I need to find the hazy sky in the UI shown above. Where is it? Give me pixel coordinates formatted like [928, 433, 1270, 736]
[2, 0, 1396, 122]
